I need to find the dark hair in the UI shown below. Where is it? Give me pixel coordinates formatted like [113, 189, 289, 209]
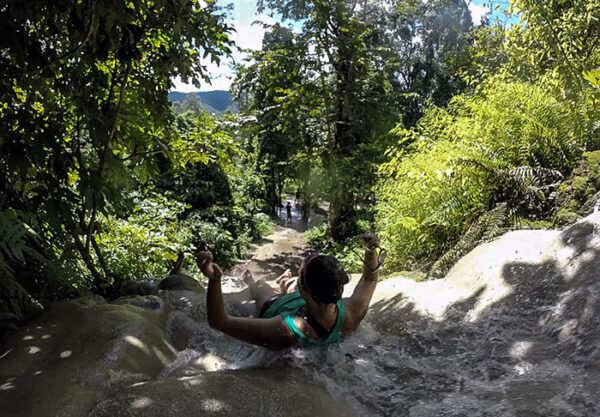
[301, 254, 349, 304]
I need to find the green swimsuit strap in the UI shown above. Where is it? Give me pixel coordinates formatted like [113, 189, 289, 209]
[283, 299, 346, 346]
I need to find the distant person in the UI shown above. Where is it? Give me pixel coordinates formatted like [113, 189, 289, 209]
[286, 201, 292, 221]
[196, 233, 384, 348]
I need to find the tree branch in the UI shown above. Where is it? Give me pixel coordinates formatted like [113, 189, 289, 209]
[85, 60, 131, 253]
[28, 9, 96, 75]
[91, 237, 111, 283]
[72, 232, 105, 289]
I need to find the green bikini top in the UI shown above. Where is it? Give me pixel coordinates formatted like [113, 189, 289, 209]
[262, 292, 346, 346]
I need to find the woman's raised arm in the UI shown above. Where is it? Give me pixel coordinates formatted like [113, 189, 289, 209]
[196, 251, 296, 349]
[343, 233, 380, 331]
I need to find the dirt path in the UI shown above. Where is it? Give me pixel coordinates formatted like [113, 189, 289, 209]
[227, 224, 308, 281]
[226, 200, 324, 283]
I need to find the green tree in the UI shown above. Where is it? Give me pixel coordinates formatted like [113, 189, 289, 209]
[254, 0, 475, 240]
[0, 0, 233, 292]
[508, 0, 600, 95]
[234, 24, 322, 214]
[394, 0, 474, 125]
[254, 1, 402, 239]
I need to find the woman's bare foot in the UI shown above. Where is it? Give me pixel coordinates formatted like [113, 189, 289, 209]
[243, 269, 254, 286]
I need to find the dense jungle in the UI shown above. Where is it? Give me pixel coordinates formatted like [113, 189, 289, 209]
[1, 0, 600, 416]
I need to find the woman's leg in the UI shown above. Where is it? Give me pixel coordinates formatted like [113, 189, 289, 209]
[243, 270, 279, 315]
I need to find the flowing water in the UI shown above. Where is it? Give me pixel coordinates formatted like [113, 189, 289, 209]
[1, 210, 600, 416]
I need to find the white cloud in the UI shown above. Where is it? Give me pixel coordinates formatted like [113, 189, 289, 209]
[171, 71, 232, 92]
[171, 53, 235, 92]
[171, 13, 276, 92]
[468, 1, 490, 25]
[232, 14, 277, 51]
[171, 76, 197, 93]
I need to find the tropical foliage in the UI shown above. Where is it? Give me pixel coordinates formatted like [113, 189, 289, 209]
[0, 0, 258, 305]
[2, 0, 600, 319]
[374, 0, 600, 274]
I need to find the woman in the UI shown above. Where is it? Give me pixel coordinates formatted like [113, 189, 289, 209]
[196, 233, 382, 348]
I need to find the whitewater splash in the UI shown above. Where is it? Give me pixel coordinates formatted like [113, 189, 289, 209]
[1, 214, 600, 416]
[143, 208, 600, 416]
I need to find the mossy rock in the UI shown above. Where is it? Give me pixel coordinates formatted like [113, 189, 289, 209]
[572, 175, 590, 198]
[113, 295, 162, 310]
[397, 270, 427, 281]
[552, 152, 600, 227]
[563, 199, 580, 213]
[118, 278, 160, 296]
[68, 294, 106, 307]
[583, 150, 600, 187]
[554, 209, 579, 226]
[158, 274, 205, 293]
[515, 218, 553, 230]
[0, 296, 177, 417]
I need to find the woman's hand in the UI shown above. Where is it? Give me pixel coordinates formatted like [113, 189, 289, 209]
[362, 232, 380, 279]
[196, 251, 223, 281]
[363, 232, 380, 251]
[276, 269, 297, 293]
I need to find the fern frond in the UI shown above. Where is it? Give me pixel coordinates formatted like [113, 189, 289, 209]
[429, 203, 510, 277]
[0, 210, 40, 279]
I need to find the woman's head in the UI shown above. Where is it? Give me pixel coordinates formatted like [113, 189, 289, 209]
[299, 254, 349, 304]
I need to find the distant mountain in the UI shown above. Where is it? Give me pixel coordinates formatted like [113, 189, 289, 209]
[168, 90, 236, 114]
[168, 91, 187, 102]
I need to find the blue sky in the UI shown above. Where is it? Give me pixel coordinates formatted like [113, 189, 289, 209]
[172, 0, 516, 93]
[474, 0, 519, 25]
[172, 0, 278, 92]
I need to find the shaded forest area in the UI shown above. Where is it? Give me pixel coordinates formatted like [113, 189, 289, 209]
[1, 0, 599, 330]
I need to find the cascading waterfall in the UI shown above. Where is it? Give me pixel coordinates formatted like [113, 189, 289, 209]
[1, 214, 599, 416]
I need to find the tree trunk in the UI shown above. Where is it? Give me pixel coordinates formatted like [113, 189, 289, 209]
[266, 167, 277, 215]
[72, 233, 106, 291]
[328, 183, 356, 240]
[328, 43, 358, 241]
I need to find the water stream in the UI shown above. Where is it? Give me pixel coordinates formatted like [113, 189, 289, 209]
[1, 210, 599, 416]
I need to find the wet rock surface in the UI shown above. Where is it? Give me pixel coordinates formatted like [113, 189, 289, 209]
[1, 212, 600, 416]
[89, 368, 358, 417]
[158, 274, 205, 292]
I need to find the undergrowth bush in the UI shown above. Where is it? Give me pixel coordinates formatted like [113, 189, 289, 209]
[99, 192, 276, 282]
[304, 223, 328, 247]
[253, 212, 276, 237]
[375, 77, 594, 271]
[305, 218, 373, 274]
[98, 193, 197, 281]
